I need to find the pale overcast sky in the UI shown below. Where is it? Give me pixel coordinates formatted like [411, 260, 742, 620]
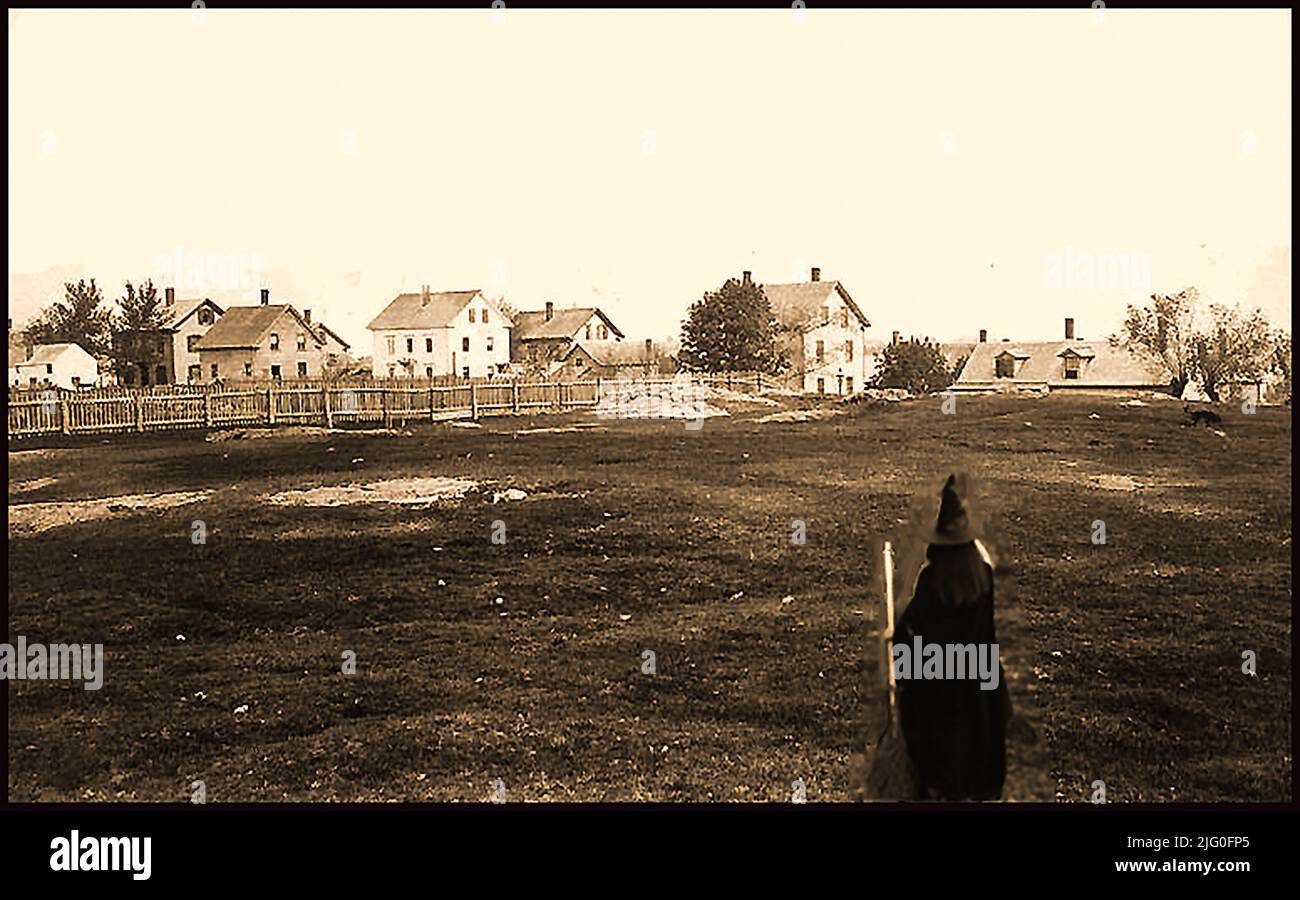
[8, 8, 1291, 351]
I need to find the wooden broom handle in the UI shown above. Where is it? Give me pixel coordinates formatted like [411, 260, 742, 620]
[883, 541, 898, 729]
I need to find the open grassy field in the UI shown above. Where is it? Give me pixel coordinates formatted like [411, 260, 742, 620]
[7, 390, 1291, 802]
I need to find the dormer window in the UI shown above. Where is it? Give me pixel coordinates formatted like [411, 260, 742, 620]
[198, 309, 214, 326]
[995, 354, 1016, 378]
[1063, 356, 1081, 379]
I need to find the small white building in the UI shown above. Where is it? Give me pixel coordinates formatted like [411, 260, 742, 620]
[764, 268, 873, 395]
[367, 286, 512, 379]
[14, 343, 99, 389]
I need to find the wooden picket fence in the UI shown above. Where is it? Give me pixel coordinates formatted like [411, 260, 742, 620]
[6, 375, 747, 438]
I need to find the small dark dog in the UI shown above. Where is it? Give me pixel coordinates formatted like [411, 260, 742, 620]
[1184, 404, 1223, 427]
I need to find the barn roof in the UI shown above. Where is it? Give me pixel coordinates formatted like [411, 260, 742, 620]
[196, 305, 321, 350]
[366, 290, 491, 331]
[513, 307, 623, 341]
[956, 340, 1166, 387]
[762, 280, 870, 331]
[569, 339, 654, 367]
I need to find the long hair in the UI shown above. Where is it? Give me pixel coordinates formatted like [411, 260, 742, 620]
[921, 541, 991, 609]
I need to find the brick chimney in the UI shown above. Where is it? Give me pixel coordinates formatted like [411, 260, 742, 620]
[260, 288, 270, 306]
[421, 285, 431, 306]
[644, 338, 653, 358]
[810, 267, 820, 282]
[544, 301, 554, 322]
[164, 286, 175, 307]
[1065, 317, 1075, 340]
[979, 329, 987, 343]
[303, 308, 312, 324]
[742, 270, 752, 285]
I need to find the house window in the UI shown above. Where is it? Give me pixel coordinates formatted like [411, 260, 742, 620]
[299, 334, 307, 351]
[426, 366, 433, 378]
[815, 340, 825, 364]
[597, 325, 608, 340]
[244, 362, 252, 377]
[406, 337, 414, 353]
[481, 309, 488, 324]
[846, 376, 854, 393]
[198, 309, 214, 326]
[1063, 356, 1081, 380]
[486, 336, 494, 352]
[816, 377, 825, 394]
[841, 310, 850, 328]
[271, 364, 282, 380]
[426, 337, 433, 353]
[386, 336, 395, 355]
[586, 324, 592, 340]
[211, 363, 219, 379]
[298, 361, 308, 377]
[388, 365, 396, 377]
[995, 356, 1015, 378]
[462, 366, 470, 379]
[462, 337, 470, 352]
[270, 333, 279, 350]
[189, 365, 201, 382]
[187, 335, 201, 352]
[469, 309, 476, 324]
[845, 341, 853, 361]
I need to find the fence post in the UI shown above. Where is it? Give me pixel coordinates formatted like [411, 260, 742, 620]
[429, 387, 436, 422]
[134, 394, 144, 432]
[203, 392, 213, 428]
[470, 383, 478, 419]
[266, 388, 276, 425]
[512, 382, 519, 413]
[59, 397, 71, 435]
[322, 386, 333, 428]
[382, 389, 391, 429]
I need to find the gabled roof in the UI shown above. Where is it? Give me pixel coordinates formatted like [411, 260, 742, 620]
[312, 322, 351, 351]
[195, 305, 322, 350]
[168, 298, 225, 330]
[17, 343, 93, 366]
[366, 290, 506, 331]
[1058, 344, 1097, 358]
[513, 307, 623, 341]
[956, 339, 1166, 387]
[762, 280, 870, 331]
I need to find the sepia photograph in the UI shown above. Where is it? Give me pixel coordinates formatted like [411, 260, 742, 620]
[3, 3, 1293, 882]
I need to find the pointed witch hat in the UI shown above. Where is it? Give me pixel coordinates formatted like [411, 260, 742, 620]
[923, 472, 976, 546]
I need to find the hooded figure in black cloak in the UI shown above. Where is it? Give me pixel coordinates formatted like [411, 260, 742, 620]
[894, 472, 1010, 800]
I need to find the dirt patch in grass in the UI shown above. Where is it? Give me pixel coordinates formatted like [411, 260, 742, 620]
[9, 490, 212, 536]
[263, 477, 479, 508]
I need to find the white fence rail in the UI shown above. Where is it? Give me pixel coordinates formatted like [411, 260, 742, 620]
[7, 375, 763, 438]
